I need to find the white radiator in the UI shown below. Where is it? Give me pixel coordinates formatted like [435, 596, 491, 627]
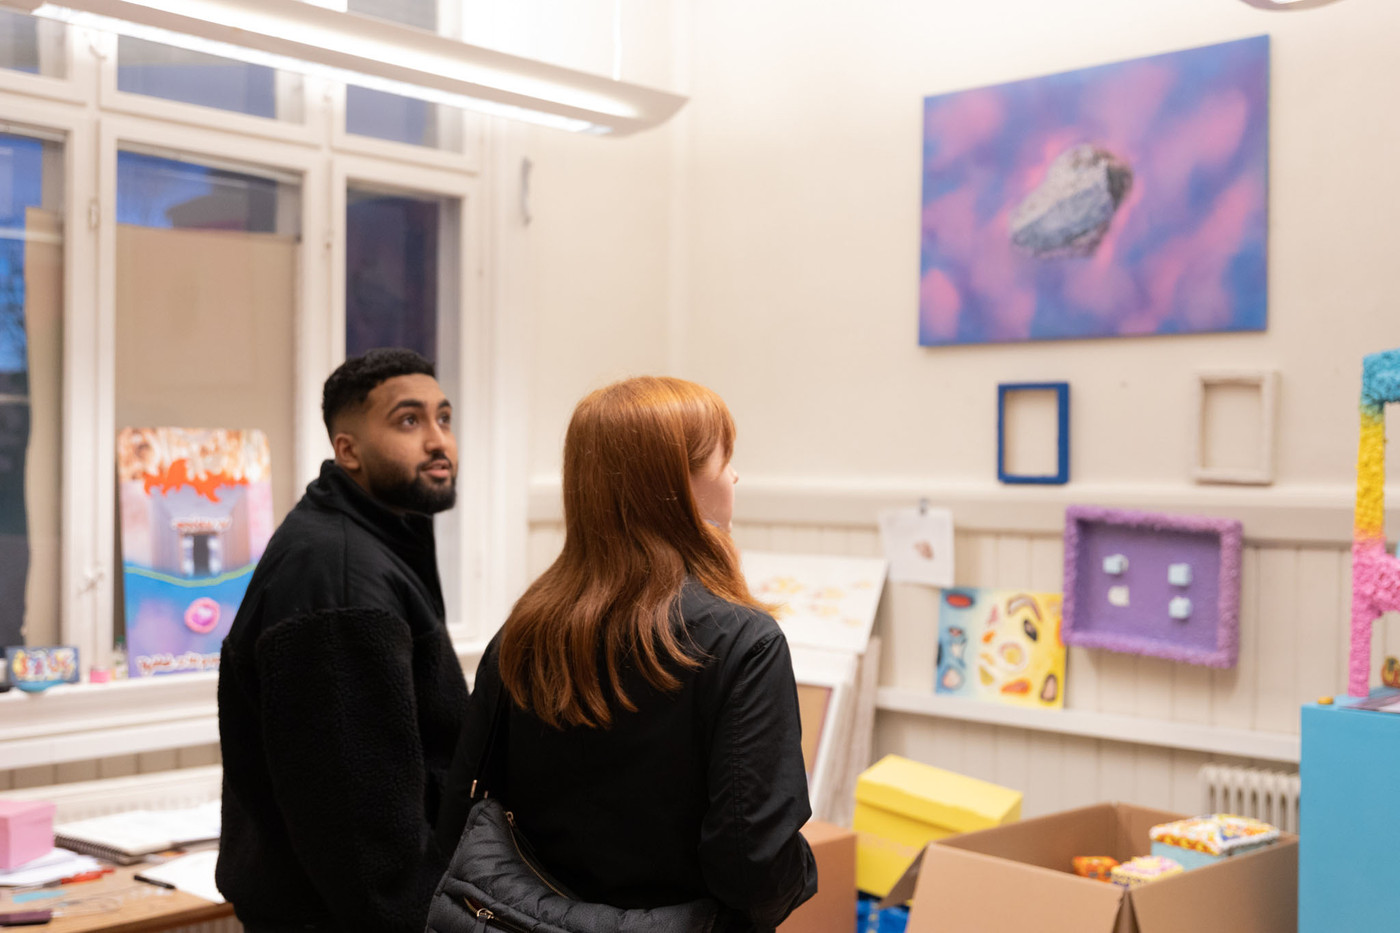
[4, 766, 241, 932]
[1198, 763, 1301, 834]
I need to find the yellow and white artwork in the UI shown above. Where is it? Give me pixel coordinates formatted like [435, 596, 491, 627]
[741, 551, 888, 654]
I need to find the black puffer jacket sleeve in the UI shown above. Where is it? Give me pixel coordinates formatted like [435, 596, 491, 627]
[256, 607, 441, 933]
[698, 631, 818, 931]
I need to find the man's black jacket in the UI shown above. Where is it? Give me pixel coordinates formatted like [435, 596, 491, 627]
[434, 580, 817, 932]
[216, 460, 468, 932]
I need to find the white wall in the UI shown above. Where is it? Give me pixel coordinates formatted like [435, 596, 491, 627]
[514, 0, 1400, 819]
[468, 0, 682, 476]
[677, 0, 1400, 492]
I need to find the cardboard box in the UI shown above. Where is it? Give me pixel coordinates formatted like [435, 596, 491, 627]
[884, 803, 1296, 933]
[853, 755, 1021, 896]
[779, 821, 856, 933]
[0, 798, 55, 870]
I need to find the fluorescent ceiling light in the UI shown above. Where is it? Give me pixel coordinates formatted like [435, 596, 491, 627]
[1236, 0, 1346, 9]
[6, 0, 686, 136]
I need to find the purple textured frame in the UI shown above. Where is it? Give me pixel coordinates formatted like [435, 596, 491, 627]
[1062, 506, 1242, 668]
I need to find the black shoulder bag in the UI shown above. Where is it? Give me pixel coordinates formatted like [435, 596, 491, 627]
[425, 677, 736, 933]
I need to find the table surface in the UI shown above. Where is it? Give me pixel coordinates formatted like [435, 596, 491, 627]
[2, 863, 234, 933]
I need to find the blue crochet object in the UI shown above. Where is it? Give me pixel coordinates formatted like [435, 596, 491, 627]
[857, 895, 910, 933]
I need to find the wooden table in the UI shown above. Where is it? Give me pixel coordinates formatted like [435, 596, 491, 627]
[2, 864, 235, 932]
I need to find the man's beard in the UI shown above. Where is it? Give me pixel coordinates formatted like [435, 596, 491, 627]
[366, 461, 457, 514]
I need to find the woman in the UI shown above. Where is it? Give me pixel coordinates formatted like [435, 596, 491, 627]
[434, 376, 817, 931]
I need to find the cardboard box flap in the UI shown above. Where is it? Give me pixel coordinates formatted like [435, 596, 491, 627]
[1114, 803, 1187, 859]
[800, 820, 854, 848]
[1129, 836, 1298, 933]
[856, 756, 1022, 832]
[909, 844, 1125, 933]
[937, 803, 1122, 868]
[877, 847, 925, 909]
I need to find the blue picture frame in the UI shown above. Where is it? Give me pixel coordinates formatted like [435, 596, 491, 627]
[997, 382, 1070, 485]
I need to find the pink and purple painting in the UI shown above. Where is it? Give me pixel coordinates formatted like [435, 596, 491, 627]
[919, 36, 1269, 346]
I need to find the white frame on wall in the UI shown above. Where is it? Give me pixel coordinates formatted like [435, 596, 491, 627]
[1192, 369, 1278, 487]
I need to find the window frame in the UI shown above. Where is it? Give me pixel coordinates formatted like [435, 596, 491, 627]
[0, 13, 525, 768]
[91, 29, 322, 148]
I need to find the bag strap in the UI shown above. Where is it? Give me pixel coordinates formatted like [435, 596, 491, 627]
[469, 670, 511, 800]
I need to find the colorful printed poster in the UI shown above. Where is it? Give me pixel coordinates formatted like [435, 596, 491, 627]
[117, 428, 274, 678]
[936, 588, 1066, 709]
[741, 551, 887, 655]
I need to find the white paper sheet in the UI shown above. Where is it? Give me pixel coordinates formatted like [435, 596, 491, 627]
[0, 848, 102, 887]
[135, 849, 224, 903]
[878, 506, 955, 587]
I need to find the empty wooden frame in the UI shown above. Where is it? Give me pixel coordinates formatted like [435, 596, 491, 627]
[1193, 370, 1277, 486]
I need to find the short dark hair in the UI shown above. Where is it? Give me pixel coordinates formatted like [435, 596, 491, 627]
[322, 348, 436, 437]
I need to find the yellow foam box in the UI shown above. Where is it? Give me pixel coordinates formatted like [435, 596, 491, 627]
[853, 754, 1022, 897]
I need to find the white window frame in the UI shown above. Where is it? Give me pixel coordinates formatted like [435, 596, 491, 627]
[0, 13, 528, 769]
[331, 153, 508, 646]
[92, 29, 322, 148]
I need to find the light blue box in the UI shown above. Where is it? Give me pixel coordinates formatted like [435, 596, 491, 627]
[1149, 840, 1270, 872]
[1299, 692, 1400, 933]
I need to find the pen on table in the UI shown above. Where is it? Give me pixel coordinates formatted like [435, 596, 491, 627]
[133, 873, 175, 890]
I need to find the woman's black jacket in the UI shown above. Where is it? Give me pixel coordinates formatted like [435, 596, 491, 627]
[434, 579, 818, 932]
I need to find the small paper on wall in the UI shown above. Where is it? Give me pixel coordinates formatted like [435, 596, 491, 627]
[878, 506, 955, 587]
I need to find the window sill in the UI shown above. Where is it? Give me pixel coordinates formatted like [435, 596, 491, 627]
[0, 638, 489, 770]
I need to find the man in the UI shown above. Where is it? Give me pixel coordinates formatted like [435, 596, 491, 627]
[217, 348, 469, 933]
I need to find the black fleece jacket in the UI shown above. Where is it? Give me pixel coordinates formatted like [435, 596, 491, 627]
[216, 461, 468, 933]
[435, 580, 817, 932]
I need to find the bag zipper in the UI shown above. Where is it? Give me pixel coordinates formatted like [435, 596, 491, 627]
[504, 810, 572, 900]
[464, 896, 531, 933]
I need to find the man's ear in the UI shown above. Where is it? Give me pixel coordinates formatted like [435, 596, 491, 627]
[332, 431, 362, 473]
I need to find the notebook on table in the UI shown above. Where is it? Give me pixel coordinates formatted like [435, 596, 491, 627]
[52, 800, 221, 865]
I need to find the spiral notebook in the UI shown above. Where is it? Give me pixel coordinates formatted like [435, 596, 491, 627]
[52, 801, 221, 864]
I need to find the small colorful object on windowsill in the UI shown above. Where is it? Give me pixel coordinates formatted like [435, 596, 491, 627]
[1071, 855, 1119, 882]
[3, 647, 80, 693]
[1110, 855, 1184, 888]
[1149, 813, 1279, 871]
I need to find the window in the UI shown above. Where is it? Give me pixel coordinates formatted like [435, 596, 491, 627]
[0, 131, 62, 651]
[0, 0, 515, 775]
[112, 149, 302, 657]
[112, 36, 305, 124]
[346, 187, 446, 361]
[344, 0, 463, 151]
[0, 11, 65, 80]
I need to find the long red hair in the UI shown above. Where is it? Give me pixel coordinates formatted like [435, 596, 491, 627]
[498, 376, 762, 728]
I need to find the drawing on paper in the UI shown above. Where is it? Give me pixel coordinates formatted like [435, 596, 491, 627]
[936, 588, 1066, 709]
[117, 428, 274, 678]
[741, 551, 887, 655]
[919, 35, 1269, 346]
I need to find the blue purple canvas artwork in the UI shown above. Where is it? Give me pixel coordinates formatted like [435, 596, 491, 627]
[919, 36, 1269, 346]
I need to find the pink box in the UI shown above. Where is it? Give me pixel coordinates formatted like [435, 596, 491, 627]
[0, 799, 56, 869]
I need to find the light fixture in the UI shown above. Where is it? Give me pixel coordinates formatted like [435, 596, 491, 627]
[1237, 0, 1347, 9]
[1, 0, 686, 136]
